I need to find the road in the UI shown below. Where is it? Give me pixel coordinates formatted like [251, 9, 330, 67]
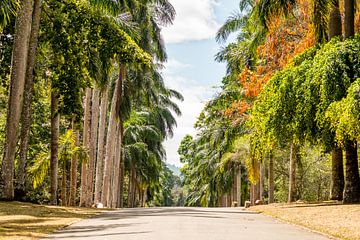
[44, 207, 331, 240]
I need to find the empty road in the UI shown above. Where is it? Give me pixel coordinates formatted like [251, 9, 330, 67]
[45, 207, 331, 240]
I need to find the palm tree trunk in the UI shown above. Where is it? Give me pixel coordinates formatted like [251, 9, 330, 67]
[94, 85, 109, 204]
[268, 153, 275, 203]
[288, 142, 298, 203]
[16, 0, 42, 200]
[342, 2, 358, 203]
[344, 0, 354, 39]
[102, 70, 122, 207]
[118, 123, 125, 208]
[111, 122, 121, 208]
[330, 147, 344, 200]
[327, 0, 344, 201]
[86, 88, 100, 206]
[237, 166, 241, 206]
[259, 163, 264, 201]
[50, 89, 60, 205]
[328, 0, 342, 40]
[69, 123, 79, 206]
[343, 140, 360, 203]
[0, 0, 34, 200]
[61, 156, 67, 206]
[80, 88, 91, 207]
[111, 66, 125, 208]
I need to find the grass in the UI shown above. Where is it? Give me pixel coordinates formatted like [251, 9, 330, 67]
[0, 201, 104, 240]
[250, 202, 360, 240]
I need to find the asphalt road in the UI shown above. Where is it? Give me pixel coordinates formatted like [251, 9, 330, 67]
[44, 207, 331, 240]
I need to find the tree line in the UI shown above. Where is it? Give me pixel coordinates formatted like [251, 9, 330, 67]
[0, 0, 181, 208]
[179, 0, 360, 206]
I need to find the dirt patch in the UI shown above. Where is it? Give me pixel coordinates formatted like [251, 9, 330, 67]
[0, 201, 105, 240]
[250, 202, 360, 240]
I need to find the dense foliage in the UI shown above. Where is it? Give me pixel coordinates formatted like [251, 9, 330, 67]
[179, 0, 360, 206]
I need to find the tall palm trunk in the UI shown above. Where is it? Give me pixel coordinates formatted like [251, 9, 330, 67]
[343, 140, 360, 203]
[328, 0, 342, 40]
[86, 89, 100, 206]
[0, 0, 34, 200]
[94, 85, 109, 204]
[69, 123, 79, 206]
[237, 166, 241, 206]
[16, 0, 42, 200]
[80, 88, 91, 207]
[268, 152, 274, 203]
[328, 0, 344, 201]
[111, 122, 121, 208]
[330, 147, 344, 200]
[110, 66, 125, 208]
[118, 123, 125, 208]
[61, 155, 67, 206]
[344, 0, 354, 39]
[288, 142, 298, 203]
[50, 89, 60, 205]
[259, 163, 264, 201]
[342, 3, 359, 203]
[102, 68, 122, 207]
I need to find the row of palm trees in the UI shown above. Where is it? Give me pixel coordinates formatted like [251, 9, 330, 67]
[180, 0, 360, 206]
[0, 0, 181, 208]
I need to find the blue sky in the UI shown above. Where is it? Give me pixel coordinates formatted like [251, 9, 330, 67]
[162, 0, 239, 167]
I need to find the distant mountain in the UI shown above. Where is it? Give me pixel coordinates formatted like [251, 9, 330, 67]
[166, 163, 181, 177]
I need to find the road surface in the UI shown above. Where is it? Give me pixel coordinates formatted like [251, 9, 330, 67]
[44, 207, 331, 240]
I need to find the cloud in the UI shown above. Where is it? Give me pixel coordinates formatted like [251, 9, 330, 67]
[162, 59, 216, 166]
[162, 0, 220, 44]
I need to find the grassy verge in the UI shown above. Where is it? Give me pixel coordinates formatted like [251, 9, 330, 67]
[0, 201, 104, 240]
[250, 202, 360, 240]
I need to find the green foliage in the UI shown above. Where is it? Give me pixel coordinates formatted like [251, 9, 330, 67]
[41, 0, 151, 119]
[326, 78, 360, 142]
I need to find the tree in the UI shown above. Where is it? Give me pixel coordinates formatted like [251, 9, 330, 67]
[16, 0, 42, 200]
[0, 0, 34, 200]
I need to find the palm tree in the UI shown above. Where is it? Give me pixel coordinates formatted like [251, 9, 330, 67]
[0, 0, 34, 200]
[342, 0, 360, 204]
[16, 0, 42, 200]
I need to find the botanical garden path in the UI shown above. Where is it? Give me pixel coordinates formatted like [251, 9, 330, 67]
[44, 207, 330, 240]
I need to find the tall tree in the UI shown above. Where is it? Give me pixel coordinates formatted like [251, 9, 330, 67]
[342, 0, 360, 203]
[0, 0, 34, 200]
[50, 89, 60, 205]
[16, 0, 42, 199]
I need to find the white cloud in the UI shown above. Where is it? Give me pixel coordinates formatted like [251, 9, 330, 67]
[162, 59, 216, 166]
[162, 0, 220, 43]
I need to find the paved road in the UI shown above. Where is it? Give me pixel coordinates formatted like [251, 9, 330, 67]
[45, 207, 331, 240]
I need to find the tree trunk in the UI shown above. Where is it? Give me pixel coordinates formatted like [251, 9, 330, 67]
[330, 147, 344, 200]
[328, 0, 342, 40]
[69, 124, 79, 206]
[288, 142, 298, 203]
[15, 0, 42, 200]
[86, 88, 100, 206]
[111, 66, 125, 208]
[111, 121, 123, 208]
[259, 163, 264, 201]
[343, 140, 360, 203]
[118, 123, 125, 208]
[268, 152, 274, 203]
[0, 0, 34, 200]
[61, 155, 67, 206]
[102, 71, 122, 207]
[237, 166, 241, 206]
[50, 90, 59, 205]
[344, 0, 354, 39]
[80, 88, 91, 207]
[94, 85, 109, 204]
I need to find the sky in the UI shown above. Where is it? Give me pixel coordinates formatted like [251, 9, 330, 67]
[162, 0, 238, 167]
